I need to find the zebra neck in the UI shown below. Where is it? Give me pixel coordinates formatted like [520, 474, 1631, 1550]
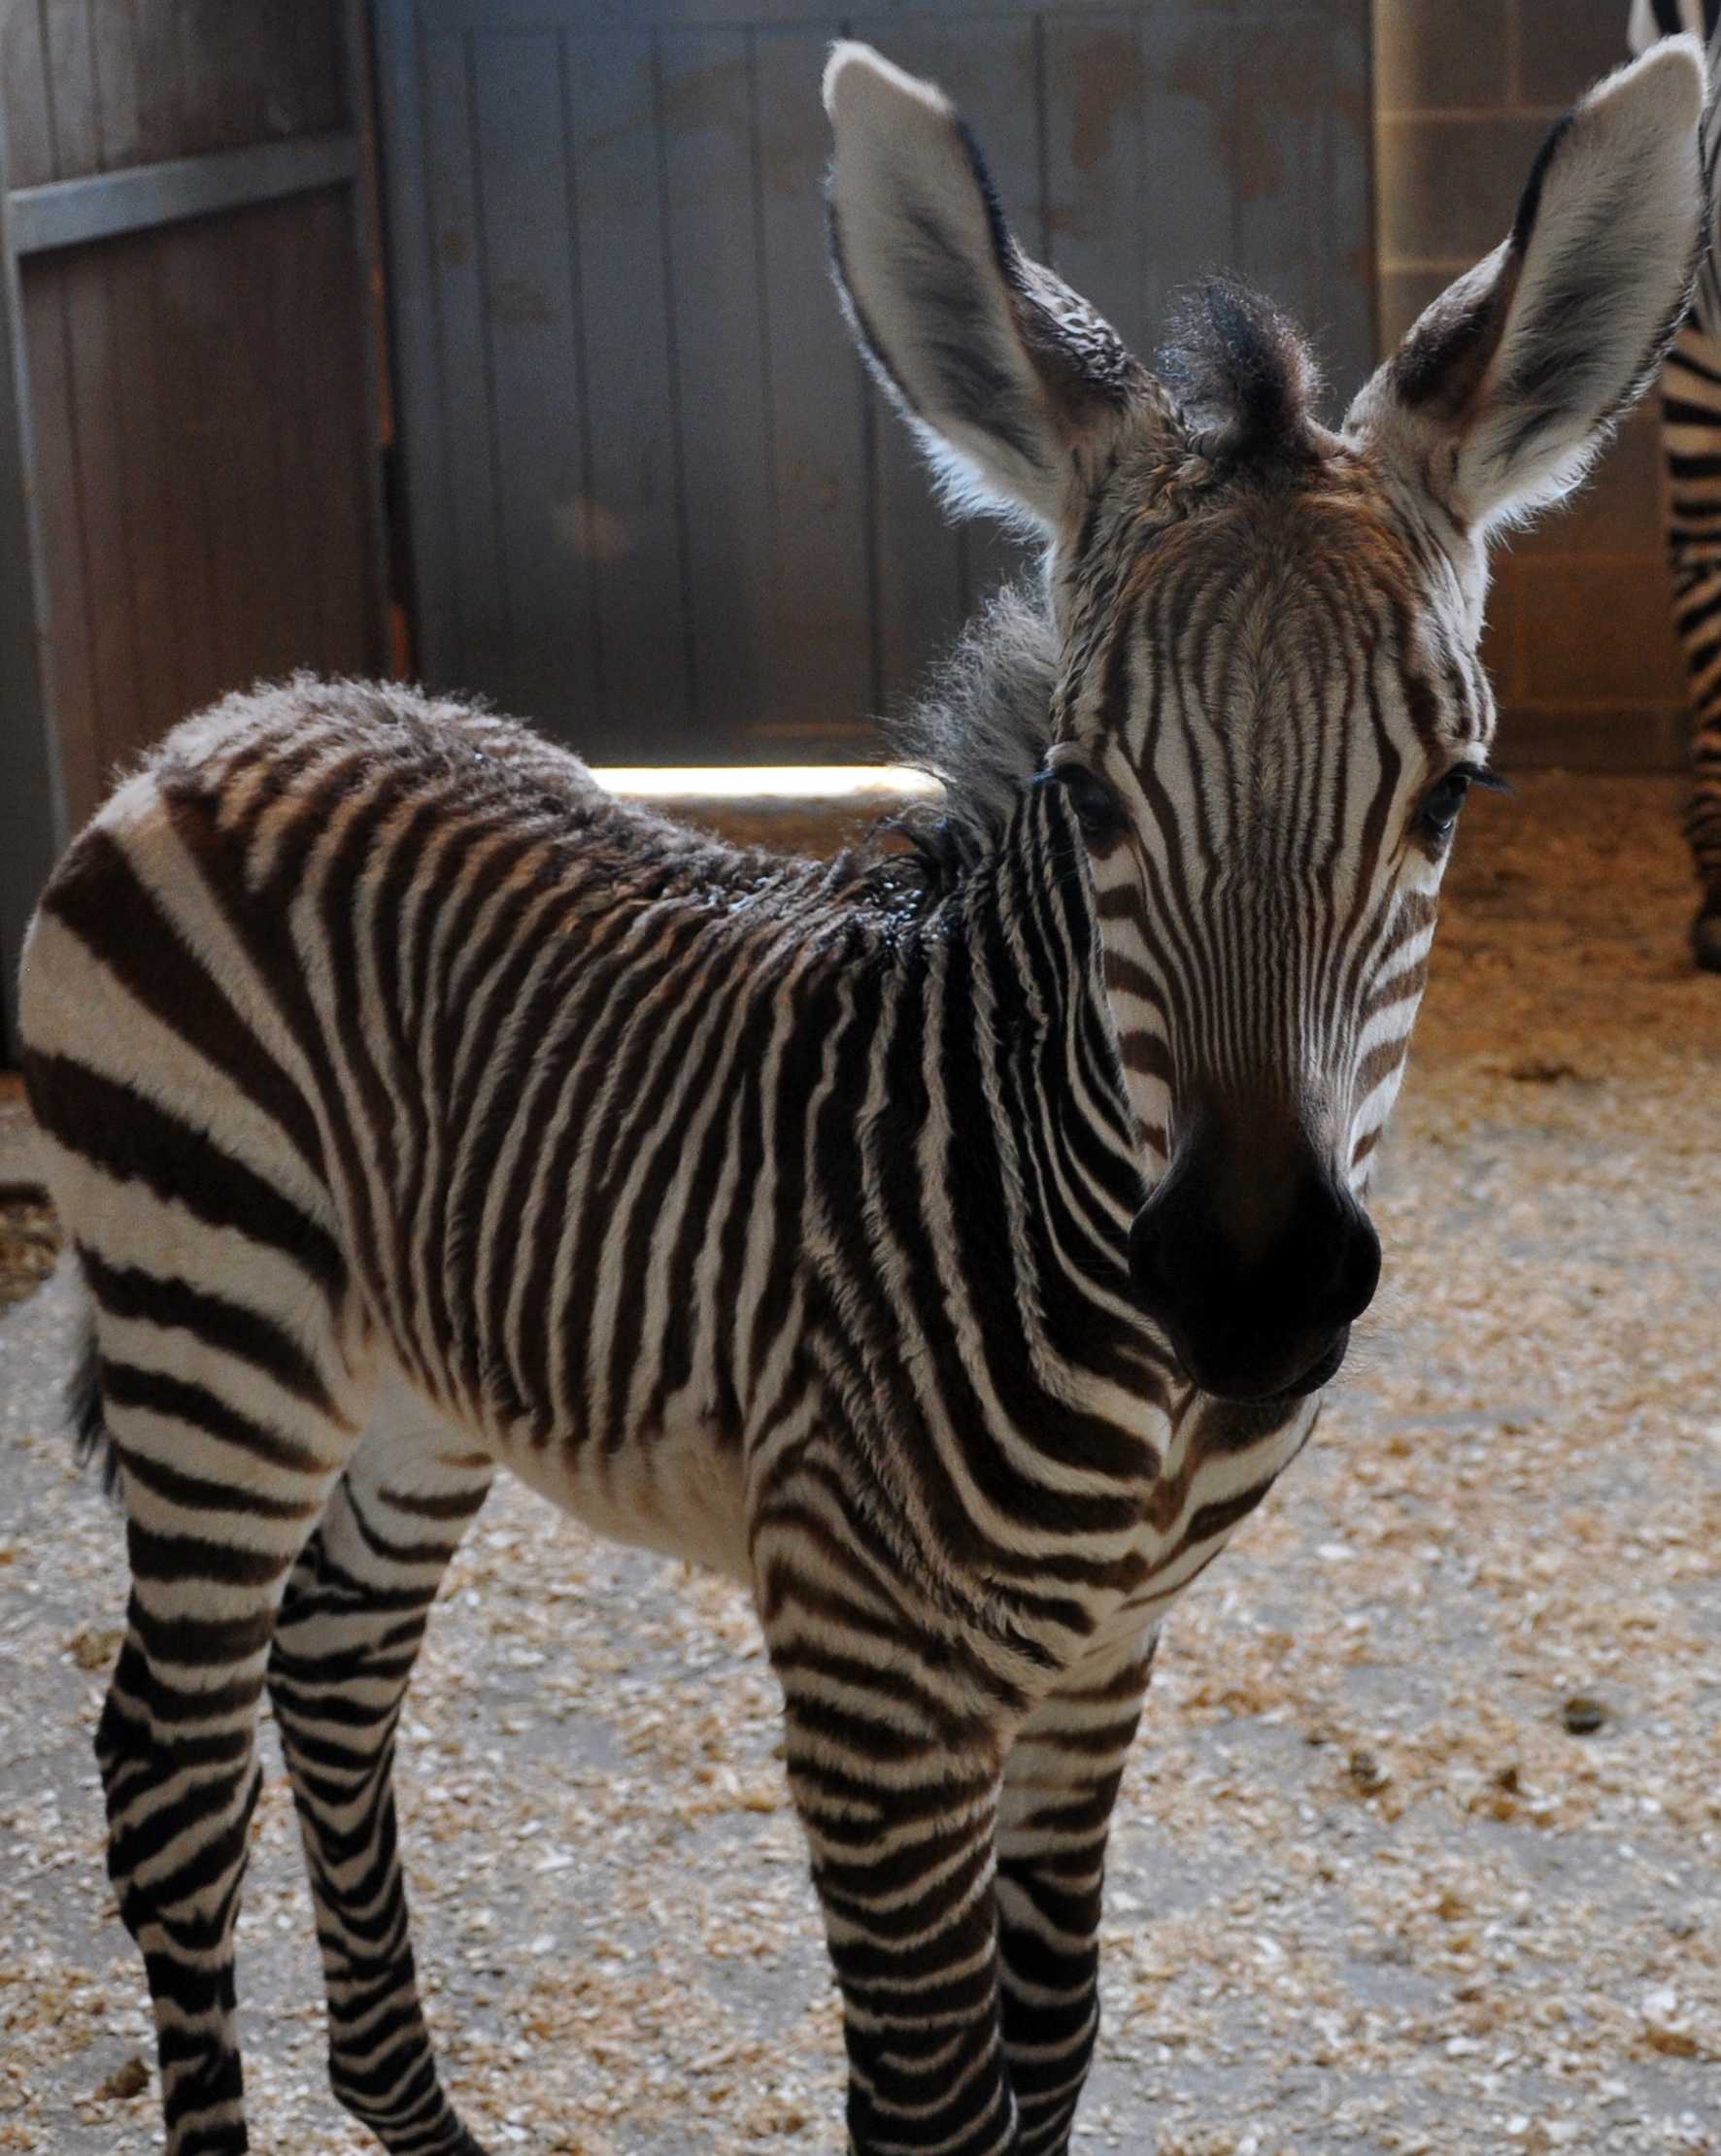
[926, 780, 1148, 1383]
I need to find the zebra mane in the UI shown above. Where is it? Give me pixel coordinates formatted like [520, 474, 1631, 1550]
[886, 580, 1059, 867]
[1157, 277, 1321, 470]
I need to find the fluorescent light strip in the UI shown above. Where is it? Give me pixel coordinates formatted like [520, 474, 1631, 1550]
[591, 764, 938, 801]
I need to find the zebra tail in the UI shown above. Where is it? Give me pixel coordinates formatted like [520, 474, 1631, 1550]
[65, 1263, 119, 1499]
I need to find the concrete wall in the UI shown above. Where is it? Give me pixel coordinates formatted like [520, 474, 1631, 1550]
[1373, 0, 1689, 768]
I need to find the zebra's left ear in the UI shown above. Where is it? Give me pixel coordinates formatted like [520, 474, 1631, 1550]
[824, 42, 1141, 531]
[1345, 35, 1707, 534]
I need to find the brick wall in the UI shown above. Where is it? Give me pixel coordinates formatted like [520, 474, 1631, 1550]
[1373, 0, 1689, 769]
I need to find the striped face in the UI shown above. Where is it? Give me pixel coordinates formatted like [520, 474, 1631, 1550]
[826, 33, 1707, 1401]
[1048, 455, 1496, 1400]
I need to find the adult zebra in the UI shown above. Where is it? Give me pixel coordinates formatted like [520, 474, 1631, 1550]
[1633, 0, 1721, 965]
[17, 36, 1706, 2156]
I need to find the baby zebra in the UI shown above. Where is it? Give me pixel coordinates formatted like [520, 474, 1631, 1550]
[18, 36, 1706, 2156]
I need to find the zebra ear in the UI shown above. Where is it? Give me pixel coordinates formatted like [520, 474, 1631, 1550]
[823, 42, 1139, 531]
[1345, 36, 1706, 534]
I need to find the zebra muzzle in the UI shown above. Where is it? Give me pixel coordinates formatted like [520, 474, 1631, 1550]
[1127, 1138, 1381, 1403]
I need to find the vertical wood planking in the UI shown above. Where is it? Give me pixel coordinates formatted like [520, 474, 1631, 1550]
[562, 29, 690, 751]
[18, 271, 98, 818]
[373, 0, 454, 677]
[172, 0, 226, 160]
[292, 0, 346, 134]
[151, 215, 225, 717]
[191, 211, 282, 696]
[752, 24, 874, 749]
[89, 0, 146, 168]
[300, 187, 380, 673]
[658, 29, 777, 757]
[1135, 9, 1237, 369]
[1, 0, 382, 825]
[1, 5, 83, 819]
[468, 30, 598, 731]
[133, 0, 186, 163]
[1042, 12, 1146, 355]
[41, 0, 97, 179]
[255, 0, 340, 139]
[1231, 12, 1359, 412]
[370, 0, 1374, 758]
[1328, 5, 1373, 399]
[102, 232, 184, 732]
[60, 249, 147, 778]
[50, 17, 147, 782]
[0, 1, 55, 185]
[420, 30, 506, 697]
[269, 197, 333, 672]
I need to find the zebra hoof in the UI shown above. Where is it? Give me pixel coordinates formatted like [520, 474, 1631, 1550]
[1692, 906, 1721, 973]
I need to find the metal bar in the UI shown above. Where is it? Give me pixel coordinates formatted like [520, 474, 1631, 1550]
[9, 131, 360, 257]
[0, 108, 64, 1058]
[370, 0, 456, 689]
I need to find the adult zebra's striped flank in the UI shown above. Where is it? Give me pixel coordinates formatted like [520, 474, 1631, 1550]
[18, 37, 1707, 2156]
[1632, 0, 1721, 965]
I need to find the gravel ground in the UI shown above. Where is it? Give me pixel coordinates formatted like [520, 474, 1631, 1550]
[1, 774, 1718, 2156]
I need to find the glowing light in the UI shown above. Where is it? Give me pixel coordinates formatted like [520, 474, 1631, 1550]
[591, 765, 938, 801]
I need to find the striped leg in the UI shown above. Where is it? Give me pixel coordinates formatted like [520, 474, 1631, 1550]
[266, 1395, 492, 2155]
[82, 1265, 368, 2156]
[760, 1571, 1019, 2154]
[995, 1629, 1156, 2156]
[1660, 317, 1721, 967]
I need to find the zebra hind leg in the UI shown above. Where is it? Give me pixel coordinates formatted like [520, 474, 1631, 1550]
[77, 1259, 372, 2156]
[266, 1384, 494, 2154]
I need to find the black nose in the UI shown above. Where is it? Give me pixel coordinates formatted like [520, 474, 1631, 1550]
[1129, 1146, 1380, 1400]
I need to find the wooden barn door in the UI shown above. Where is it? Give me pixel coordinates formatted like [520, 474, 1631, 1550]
[0, 0, 386, 1046]
[374, 0, 1373, 766]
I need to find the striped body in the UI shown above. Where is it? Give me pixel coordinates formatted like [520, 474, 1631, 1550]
[28, 679, 1299, 1602]
[1632, 0, 1721, 957]
[1661, 320, 1721, 932]
[20, 34, 1707, 2156]
[23, 678, 1308, 2155]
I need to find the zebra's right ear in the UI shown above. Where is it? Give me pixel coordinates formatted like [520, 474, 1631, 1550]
[1345, 35, 1706, 535]
[824, 42, 1140, 533]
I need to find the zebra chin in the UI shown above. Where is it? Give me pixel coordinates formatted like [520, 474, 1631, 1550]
[1168, 1321, 1354, 1406]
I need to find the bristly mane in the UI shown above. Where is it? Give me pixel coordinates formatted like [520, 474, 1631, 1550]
[886, 582, 1059, 871]
[1157, 276, 1322, 470]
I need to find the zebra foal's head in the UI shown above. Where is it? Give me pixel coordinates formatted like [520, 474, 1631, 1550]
[826, 37, 1707, 1403]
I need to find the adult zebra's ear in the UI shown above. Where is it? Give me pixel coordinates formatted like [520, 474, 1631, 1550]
[823, 42, 1142, 532]
[1345, 35, 1707, 536]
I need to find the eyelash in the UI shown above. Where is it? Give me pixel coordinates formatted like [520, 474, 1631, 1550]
[1419, 760, 1507, 843]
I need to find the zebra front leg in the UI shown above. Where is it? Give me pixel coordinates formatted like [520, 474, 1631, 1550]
[995, 1628, 1157, 2156]
[266, 1398, 492, 2155]
[759, 1568, 1021, 2155]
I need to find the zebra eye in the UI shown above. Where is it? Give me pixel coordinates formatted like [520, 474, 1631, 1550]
[1052, 761, 1126, 843]
[1417, 765, 1476, 846]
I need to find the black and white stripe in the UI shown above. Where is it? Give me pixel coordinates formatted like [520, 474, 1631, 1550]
[1633, 0, 1721, 958]
[19, 34, 1706, 2156]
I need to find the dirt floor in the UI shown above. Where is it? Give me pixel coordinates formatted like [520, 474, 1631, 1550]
[1, 774, 1717, 2156]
